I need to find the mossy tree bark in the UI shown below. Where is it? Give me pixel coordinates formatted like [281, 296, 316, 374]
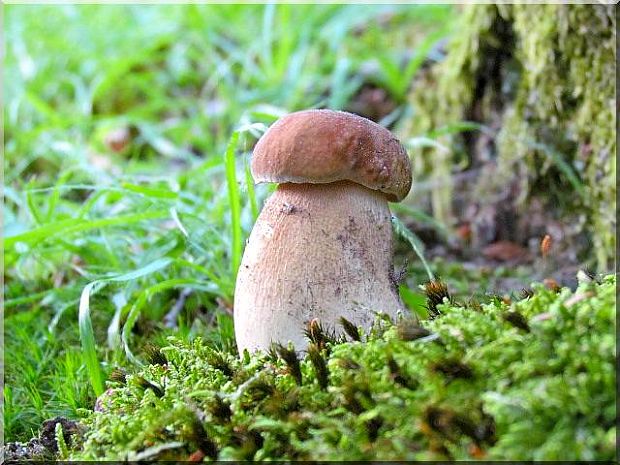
[402, 4, 615, 271]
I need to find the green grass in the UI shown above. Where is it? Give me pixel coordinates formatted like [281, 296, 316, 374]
[4, 3, 457, 442]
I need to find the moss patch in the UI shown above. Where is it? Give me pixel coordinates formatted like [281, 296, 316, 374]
[68, 274, 616, 461]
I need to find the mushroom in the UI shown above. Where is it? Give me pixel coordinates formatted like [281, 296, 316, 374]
[234, 109, 413, 353]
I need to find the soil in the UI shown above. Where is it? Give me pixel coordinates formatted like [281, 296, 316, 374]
[2, 417, 84, 462]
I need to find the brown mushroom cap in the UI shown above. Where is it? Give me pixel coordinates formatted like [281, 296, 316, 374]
[251, 109, 412, 202]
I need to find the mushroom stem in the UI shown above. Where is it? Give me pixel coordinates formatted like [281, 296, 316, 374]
[234, 180, 406, 353]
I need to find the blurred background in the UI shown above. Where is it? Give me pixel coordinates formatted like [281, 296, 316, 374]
[3, 4, 615, 442]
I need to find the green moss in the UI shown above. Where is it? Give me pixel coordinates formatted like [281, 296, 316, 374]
[70, 275, 616, 461]
[403, 4, 616, 271]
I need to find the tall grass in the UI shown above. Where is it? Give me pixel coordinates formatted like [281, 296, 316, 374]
[224, 131, 243, 278]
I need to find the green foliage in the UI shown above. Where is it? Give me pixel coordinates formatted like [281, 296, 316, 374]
[70, 276, 616, 461]
[4, 3, 454, 442]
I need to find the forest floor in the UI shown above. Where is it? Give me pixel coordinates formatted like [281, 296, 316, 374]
[3, 4, 611, 459]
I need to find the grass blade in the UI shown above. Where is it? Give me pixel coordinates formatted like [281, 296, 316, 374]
[5, 210, 170, 249]
[120, 182, 178, 200]
[391, 214, 434, 281]
[106, 257, 175, 283]
[399, 285, 428, 319]
[78, 281, 105, 396]
[525, 139, 586, 198]
[224, 131, 242, 277]
[78, 257, 174, 393]
[261, 3, 275, 70]
[46, 170, 74, 222]
[426, 121, 491, 138]
[170, 207, 189, 238]
[107, 291, 127, 350]
[25, 185, 44, 226]
[391, 203, 448, 240]
[244, 156, 259, 222]
[406, 136, 450, 153]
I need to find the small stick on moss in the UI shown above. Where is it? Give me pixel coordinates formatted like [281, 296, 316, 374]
[577, 267, 599, 285]
[465, 297, 483, 312]
[206, 350, 234, 378]
[423, 405, 458, 441]
[307, 343, 329, 390]
[108, 367, 128, 385]
[431, 358, 474, 381]
[185, 413, 218, 460]
[396, 318, 431, 341]
[230, 427, 264, 460]
[304, 318, 343, 350]
[163, 288, 193, 329]
[502, 311, 530, 332]
[143, 342, 167, 366]
[261, 387, 301, 418]
[424, 278, 451, 319]
[275, 343, 302, 385]
[135, 376, 165, 397]
[543, 278, 561, 292]
[519, 288, 534, 300]
[337, 357, 361, 371]
[304, 318, 326, 349]
[341, 379, 374, 414]
[245, 377, 276, 403]
[207, 394, 232, 422]
[365, 415, 384, 442]
[266, 344, 279, 363]
[387, 355, 418, 390]
[342, 384, 364, 414]
[339, 316, 361, 342]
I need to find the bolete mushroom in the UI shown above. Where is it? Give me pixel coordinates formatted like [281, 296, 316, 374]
[234, 109, 412, 353]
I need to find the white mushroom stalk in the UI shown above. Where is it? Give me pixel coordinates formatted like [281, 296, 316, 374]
[234, 110, 413, 354]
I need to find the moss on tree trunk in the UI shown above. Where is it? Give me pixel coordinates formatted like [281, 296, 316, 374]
[402, 4, 615, 271]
